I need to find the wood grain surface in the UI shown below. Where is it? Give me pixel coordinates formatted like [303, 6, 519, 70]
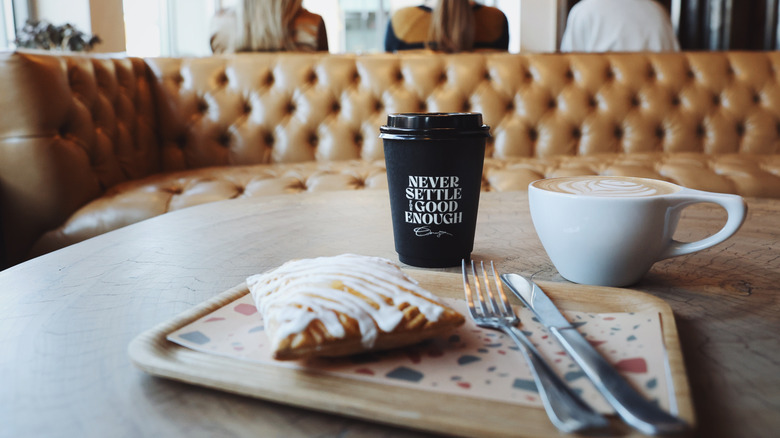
[1, 191, 778, 438]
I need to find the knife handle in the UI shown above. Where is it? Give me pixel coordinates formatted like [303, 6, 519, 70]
[552, 327, 688, 435]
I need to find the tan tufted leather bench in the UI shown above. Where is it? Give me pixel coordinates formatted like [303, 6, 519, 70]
[1, 49, 779, 267]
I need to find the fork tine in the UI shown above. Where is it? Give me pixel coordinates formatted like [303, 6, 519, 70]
[480, 261, 502, 315]
[489, 261, 515, 317]
[461, 259, 478, 318]
[470, 260, 489, 316]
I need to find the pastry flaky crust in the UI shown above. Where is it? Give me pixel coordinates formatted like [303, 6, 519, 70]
[247, 254, 464, 360]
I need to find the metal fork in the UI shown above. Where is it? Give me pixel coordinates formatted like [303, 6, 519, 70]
[462, 260, 609, 433]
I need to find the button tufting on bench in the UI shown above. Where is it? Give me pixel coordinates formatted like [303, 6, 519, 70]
[2, 51, 780, 268]
[647, 67, 656, 79]
[307, 70, 317, 84]
[218, 132, 231, 147]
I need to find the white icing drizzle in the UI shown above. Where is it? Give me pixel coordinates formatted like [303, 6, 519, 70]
[246, 254, 447, 350]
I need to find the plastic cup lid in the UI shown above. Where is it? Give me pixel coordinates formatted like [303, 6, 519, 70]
[379, 112, 490, 138]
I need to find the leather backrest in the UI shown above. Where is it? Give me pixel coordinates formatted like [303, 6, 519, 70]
[2, 49, 780, 266]
[0, 50, 158, 265]
[146, 51, 780, 171]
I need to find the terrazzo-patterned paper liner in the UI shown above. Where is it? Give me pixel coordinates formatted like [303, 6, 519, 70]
[168, 295, 671, 414]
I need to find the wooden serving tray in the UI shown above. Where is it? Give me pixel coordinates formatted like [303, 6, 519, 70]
[128, 270, 695, 437]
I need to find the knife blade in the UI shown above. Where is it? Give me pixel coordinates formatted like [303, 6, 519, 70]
[501, 273, 688, 435]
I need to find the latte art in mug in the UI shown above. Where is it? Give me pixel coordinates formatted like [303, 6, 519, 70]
[534, 176, 679, 198]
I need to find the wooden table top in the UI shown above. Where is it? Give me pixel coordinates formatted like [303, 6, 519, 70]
[1, 190, 778, 438]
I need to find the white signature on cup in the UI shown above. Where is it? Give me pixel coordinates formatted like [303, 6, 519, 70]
[414, 227, 453, 238]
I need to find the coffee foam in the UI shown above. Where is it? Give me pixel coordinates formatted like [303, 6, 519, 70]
[533, 176, 678, 198]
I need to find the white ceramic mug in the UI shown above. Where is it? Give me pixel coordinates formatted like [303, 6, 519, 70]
[529, 176, 747, 287]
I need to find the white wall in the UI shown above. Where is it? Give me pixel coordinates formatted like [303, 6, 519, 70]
[519, 0, 559, 52]
[303, 0, 343, 53]
[168, 0, 215, 56]
[495, 0, 521, 53]
[35, 0, 90, 31]
[124, 0, 164, 56]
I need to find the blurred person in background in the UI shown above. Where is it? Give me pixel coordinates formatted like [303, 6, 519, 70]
[385, 0, 508, 53]
[560, 0, 679, 52]
[211, 0, 328, 53]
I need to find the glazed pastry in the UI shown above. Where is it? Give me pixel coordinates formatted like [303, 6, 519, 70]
[247, 254, 464, 360]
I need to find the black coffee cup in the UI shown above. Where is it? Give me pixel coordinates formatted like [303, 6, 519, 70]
[380, 113, 490, 268]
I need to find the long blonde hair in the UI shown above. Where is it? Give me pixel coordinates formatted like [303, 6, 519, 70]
[427, 0, 475, 53]
[235, 0, 304, 51]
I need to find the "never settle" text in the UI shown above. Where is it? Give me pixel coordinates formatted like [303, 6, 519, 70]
[405, 176, 462, 225]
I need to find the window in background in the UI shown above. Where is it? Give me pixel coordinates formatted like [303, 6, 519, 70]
[168, 0, 218, 55]
[300, 0, 343, 53]
[494, 0, 520, 52]
[123, 0, 519, 57]
[1, 0, 31, 50]
[1, 0, 11, 49]
[124, 0, 165, 56]
[333, 0, 418, 53]
[125, 0, 218, 57]
[341, 0, 384, 53]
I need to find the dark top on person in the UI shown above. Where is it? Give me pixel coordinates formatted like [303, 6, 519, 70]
[385, 5, 509, 52]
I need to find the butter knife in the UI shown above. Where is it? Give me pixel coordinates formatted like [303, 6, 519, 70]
[501, 273, 688, 435]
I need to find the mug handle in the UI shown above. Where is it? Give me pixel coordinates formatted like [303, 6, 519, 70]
[660, 190, 747, 260]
